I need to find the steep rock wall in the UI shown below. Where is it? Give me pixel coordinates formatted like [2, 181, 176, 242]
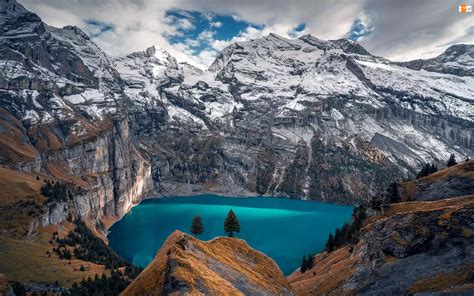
[20, 119, 153, 227]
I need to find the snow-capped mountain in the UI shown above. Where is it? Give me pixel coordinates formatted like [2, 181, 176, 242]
[114, 33, 472, 202]
[398, 44, 474, 77]
[1, 0, 472, 205]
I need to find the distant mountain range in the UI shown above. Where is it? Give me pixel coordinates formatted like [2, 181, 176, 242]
[1, 0, 473, 294]
[0, 0, 473, 222]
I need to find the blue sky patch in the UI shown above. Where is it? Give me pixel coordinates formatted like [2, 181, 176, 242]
[164, 9, 261, 54]
[346, 15, 373, 42]
[84, 19, 115, 38]
[289, 23, 306, 37]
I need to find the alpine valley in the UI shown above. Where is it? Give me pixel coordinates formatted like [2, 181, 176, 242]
[0, 0, 473, 295]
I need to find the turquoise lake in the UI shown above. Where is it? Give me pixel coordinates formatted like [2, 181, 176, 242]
[108, 195, 353, 275]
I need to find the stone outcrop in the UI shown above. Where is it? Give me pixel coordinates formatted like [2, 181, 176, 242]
[288, 161, 474, 295]
[0, 0, 153, 228]
[122, 231, 295, 296]
[401, 160, 474, 201]
[34, 117, 153, 227]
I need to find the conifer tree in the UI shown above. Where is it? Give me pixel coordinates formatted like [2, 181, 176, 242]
[301, 255, 308, 273]
[387, 182, 401, 203]
[447, 154, 457, 167]
[224, 209, 240, 237]
[326, 233, 335, 252]
[190, 214, 204, 237]
[416, 163, 432, 179]
[429, 163, 438, 174]
[306, 254, 314, 270]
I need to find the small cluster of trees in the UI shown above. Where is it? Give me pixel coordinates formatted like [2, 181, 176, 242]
[69, 270, 131, 296]
[370, 181, 401, 211]
[10, 282, 62, 296]
[300, 254, 314, 273]
[40, 180, 86, 203]
[40, 180, 71, 202]
[54, 220, 142, 276]
[189, 209, 241, 238]
[52, 245, 72, 260]
[416, 154, 460, 179]
[416, 163, 438, 179]
[325, 205, 366, 253]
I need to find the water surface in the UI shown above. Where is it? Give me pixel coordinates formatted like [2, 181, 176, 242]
[108, 195, 353, 275]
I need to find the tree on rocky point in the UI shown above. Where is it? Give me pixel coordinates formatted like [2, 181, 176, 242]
[190, 214, 204, 237]
[224, 209, 240, 237]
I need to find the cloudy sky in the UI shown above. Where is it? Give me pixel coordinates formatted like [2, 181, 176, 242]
[20, 0, 474, 69]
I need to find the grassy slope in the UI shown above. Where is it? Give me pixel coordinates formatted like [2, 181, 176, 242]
[0, 225, 109, 287]
[287, 246, 356, 296]
[288, 161, 474, 295]
[0, 167, 110, 287]
[0, 167, 46, 237]
[401, 160, 474, 201]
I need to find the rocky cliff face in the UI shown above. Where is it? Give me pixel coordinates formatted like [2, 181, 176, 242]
[39, 118, 153, 226]
[117, 34, 473, 204]
[288, 161, 474, 295]
[0, 0, 152, 228]
[122, 230, 295, 296]
[1, 0, 473, 218]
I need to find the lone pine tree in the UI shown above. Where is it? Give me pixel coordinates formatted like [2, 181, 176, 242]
[190, 214, 204, 237]
[224, 209, 240, 237]
[300, 255, 314, 273]
[447, 154, 457, 167]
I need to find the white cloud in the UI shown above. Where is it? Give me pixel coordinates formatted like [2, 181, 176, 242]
[198, 29, 216, 41]
[170, 17, 195, 31]
[210, 21, 223, 28]
[18, 0, 474, 69]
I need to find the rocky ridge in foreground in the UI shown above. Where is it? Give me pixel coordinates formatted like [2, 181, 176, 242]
[122, 230, 295, 296]
[288, 160, 474, 295]
[120, 162, 474, 295]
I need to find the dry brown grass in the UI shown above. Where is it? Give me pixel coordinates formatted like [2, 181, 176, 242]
[0, 109, 39, 164]
[423, 160, 474, 181]
[287, 246, 357, 296]
[0, 167, 45, 206]
[0, 167, 47, 237]
[122, 231, 293, 296]
[402, 160, 474, 201]
[381, 195, 474, 219]
[43, 161, 90, 188]
[0, 224, 109, 287]
[408, 267, 474, 294]
[0, 167, 114, 287]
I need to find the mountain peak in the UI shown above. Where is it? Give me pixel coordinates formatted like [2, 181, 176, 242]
[145, 45, 157, 57]
[439, 43, 473, 59]
[125, 45, 173, 63]
[331, 38, 371, 55]
[398, 43, 473, 76]
[61, 25, 91, 40]
[267, 32, 285, 39]
[144, 45, 172, 61]
[122, 230, 294, 295]
[0, 0, 27, 14]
